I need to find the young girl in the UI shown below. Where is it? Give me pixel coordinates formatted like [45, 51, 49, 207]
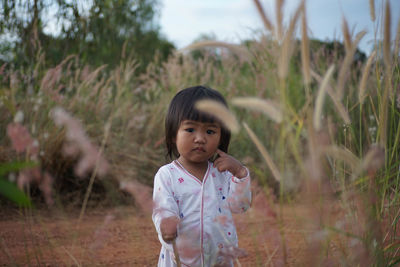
[152, 86, 251, 267]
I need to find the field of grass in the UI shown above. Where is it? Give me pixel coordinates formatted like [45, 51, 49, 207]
[1, 0, 399, 265]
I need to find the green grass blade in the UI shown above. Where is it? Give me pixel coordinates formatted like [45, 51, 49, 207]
[0, 179, 32, 207]
[0, 161, 37, 176]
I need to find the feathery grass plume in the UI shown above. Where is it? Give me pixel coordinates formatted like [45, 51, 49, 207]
[252, 0, 274, 32]
[180, 41, 250, 63]
[243, 122, 281, 182]
[305, 120, 332, 183]
[383, 0, 391, 69]
[342, 17, 352, 51]
[51, 107, 109, 178]
[218, 245, 248, 265]
[251, 186, 277, 218]
[40, 65, 63, 102]
[362, 144, 385, 175]
[119, 180, 153, 212]
[278, 1, 302, 79]
[40, 55, 75, 99]
[359, 51, 377, 104]
[231, 97, 283, 123]
[6, 122, 38, 155]
[369, 0, 376, 21]
[337, 30, 367, 100]
[322, 145, 361, 171]
[311, 69, 351, 125]
[89, 214, 115, 253]
[276, 0, 284, 41]
[351, 144, 385, 181]
[313, 65, 335, 131]
[195, 100, 239, 133]
[301, 2, 311, 85]
[79, 65, 107, 88]
[17, 168, 54, 206]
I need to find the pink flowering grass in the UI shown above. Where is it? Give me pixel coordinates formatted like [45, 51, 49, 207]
[51, 107, 109, 178]
[119, 180, 153, 212]
[7, 123, 38, 156]
[6, 121, 54, 206]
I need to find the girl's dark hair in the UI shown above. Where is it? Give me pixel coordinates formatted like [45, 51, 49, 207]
[165, 85, 231, 158]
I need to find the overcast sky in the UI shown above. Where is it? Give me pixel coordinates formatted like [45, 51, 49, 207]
[159, 0, 400, 54]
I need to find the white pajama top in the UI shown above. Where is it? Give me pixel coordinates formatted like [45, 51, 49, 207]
[152, 160, 251, 267]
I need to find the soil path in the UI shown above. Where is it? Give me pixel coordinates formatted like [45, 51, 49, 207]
[0, 204, 313, 266]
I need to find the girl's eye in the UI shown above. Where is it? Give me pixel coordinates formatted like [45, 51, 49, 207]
[185, 128, 194, 133]
[206, 129, 215, 134]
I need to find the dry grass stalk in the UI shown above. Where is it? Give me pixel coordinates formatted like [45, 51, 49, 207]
[62, 247, 81, 266]
[358, 51, 377, 104]
[361, 144, 385, 175]
[394, 19, 400, 63]
[378, 87, 389, 147]
[231, 97, 283, 123]
[337, 30, 366, 100]
[252, 0, 274, 32]
[305, 120, 324, 182]
[311, 69, 351, 125]
[78, 65, 107, 93]
[383, 0, 391, 69]
[242, 122, 282, 182]
[378, 1, 392, 146]
[369, 0, 376, 21]
[342, 17, 352, 51]
[172, 240, 182, 267]
[180, 41, 250, 63]
[195, 100, 240, 133]
[278, 1, 302, 79]
[276, 0, 284, 41]
[313, 65, 335, 131]
[351, 144, 385, 181]
[301, 3, 311, 85]
[40, 55, 75, 92]
[323, 145, 361, 171]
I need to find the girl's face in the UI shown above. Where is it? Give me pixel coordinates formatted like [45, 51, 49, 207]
[175, 120, 221, 165]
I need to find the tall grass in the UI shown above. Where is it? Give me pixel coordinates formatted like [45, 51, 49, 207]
[1, 0, 399, 265]
[193, 0, 399, 265]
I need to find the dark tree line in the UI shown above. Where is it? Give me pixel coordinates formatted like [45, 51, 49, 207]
[0, 0, 174, 71]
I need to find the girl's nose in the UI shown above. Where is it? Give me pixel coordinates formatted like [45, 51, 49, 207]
[194, 132, 206, 143]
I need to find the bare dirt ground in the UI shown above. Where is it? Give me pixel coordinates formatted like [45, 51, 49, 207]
[0, 203, 314, 266]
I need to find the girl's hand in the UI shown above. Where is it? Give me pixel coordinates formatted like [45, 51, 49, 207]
[160, 216, 179, 242]
[213, 149, 248, 179]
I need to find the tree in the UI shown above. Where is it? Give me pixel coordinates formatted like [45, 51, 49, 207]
[0, 0, 174, 71]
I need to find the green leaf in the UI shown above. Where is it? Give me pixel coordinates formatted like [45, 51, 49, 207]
[0, 161, 36, 207]
[0, 179, 32, 207]
[0, 161, 37, 177]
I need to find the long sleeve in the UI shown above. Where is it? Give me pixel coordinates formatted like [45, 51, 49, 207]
[227, 167, 251, 213]
[152, 167, 180, 252]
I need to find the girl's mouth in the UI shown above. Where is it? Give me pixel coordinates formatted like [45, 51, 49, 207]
[193, 147, 205, 152]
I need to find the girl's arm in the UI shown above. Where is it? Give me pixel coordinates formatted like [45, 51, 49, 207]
[213, 149, 252, 213]
[227, 167, 251, 213]
[152, 168, 180, 248]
